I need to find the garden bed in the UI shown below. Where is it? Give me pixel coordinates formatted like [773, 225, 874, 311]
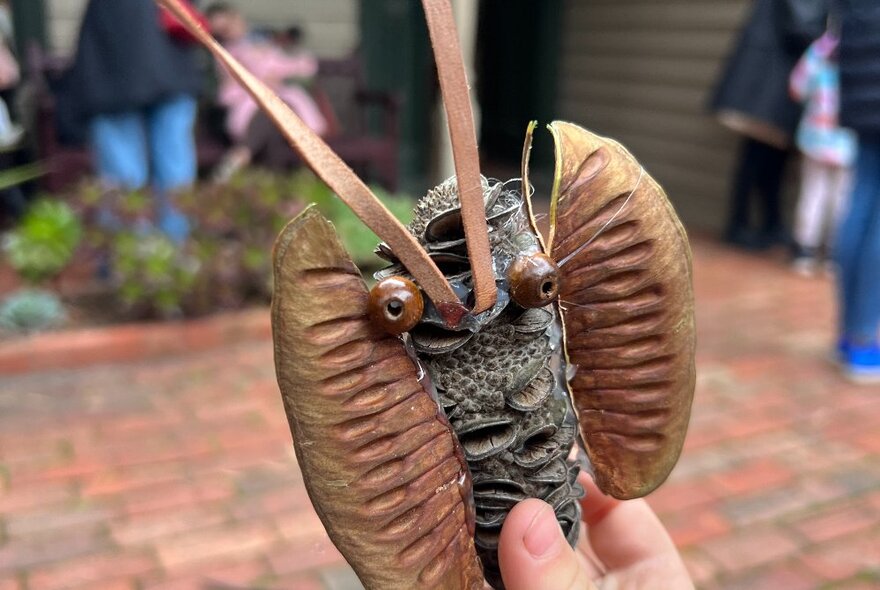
[0, 169, 410, 342]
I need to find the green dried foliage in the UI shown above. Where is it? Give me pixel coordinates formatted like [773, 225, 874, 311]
[0, 289, 66, 332]
[2, 199, 82, 285]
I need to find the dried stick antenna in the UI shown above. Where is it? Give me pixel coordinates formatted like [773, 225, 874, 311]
[520, 120, 547, 253]
[421, 0, 497, 314]
[156, 0, 462, 313]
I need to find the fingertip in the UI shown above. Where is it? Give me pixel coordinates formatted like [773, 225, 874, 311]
[577, 471, 621, 525]
[498, 499, 555, 560]
[499, 499, 591, 590]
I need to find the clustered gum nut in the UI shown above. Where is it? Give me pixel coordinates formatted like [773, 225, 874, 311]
[368, 276, 425, 335]
[507, 252, 561, 309]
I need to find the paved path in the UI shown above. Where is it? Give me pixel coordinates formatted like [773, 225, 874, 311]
[0, 240, 878, 589]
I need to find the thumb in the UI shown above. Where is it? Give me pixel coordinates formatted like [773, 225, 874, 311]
[498, 499, 595, 590]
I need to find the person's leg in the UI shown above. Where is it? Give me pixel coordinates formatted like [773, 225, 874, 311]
[247, 111, 297, 171]
[146, 94, 197, 242]
[793, 157, 830, 252]
[724, 138, 760, 244]
[834, 136, 880, 346]
[90, 112, 149, 191]
[826, 164, 853, 250]
[89, 112, 150, 279]
[847, 137, 880, 345]
[754, 141, 790, 242]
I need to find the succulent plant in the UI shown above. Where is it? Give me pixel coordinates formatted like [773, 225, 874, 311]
[0, 289, 66, 332]
[3, 199, 82, 285]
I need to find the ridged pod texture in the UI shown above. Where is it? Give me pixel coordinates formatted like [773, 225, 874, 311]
[548, 122, 696, 500]
[271, 207, 484, 590]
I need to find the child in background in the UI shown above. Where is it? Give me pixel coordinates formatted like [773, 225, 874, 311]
[789, 31, 858, 275]
[206, 3, 327, 180]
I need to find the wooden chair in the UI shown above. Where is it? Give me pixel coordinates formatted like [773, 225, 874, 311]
[316, 55, 402, 192]
[25, 44, 93, 193]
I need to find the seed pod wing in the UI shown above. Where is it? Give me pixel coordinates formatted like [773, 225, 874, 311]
[271, 207, 483, 589]
[547, 121, 696, 500]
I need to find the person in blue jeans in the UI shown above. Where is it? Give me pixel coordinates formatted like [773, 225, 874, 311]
[834, 1, 880, 381]
[57, 0, 203, 243]
[89, 95, 196, 240]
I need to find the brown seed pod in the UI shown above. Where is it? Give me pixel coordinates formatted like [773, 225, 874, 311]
[546, 121, 696, 500]
[507, 253, 561, 308]
[272, 208, 484, 590]
[368, 276, 425, 335]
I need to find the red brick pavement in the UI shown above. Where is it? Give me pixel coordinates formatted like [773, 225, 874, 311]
[1, 240, 878, 589]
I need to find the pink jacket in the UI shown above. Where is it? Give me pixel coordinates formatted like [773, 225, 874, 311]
[219, 40, 327, 141]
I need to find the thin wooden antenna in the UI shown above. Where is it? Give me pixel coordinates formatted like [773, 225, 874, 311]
[521, 120, 548, 253]
[156, 0, 463, 315]
[421, 0, 497, 314]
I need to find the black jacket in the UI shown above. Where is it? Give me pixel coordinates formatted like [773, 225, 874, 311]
[710, 0, 828, 146]
[55, 0, 202, 144]
[837, 1, 880, 134]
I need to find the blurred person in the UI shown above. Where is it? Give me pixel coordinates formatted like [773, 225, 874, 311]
[0, 0, 25, 222]
[206, 3, 327, 179]
[834, 1, 880, 381]
[710, 0, 828, 250]
[0, 0, 19, 149]
[56, 0, 203, 242]
[789, 29, 857, 275]
[275, 25, 305, 54]
[0, 0, 21, 148]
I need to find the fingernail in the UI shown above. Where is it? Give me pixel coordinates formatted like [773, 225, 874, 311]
[523, 504, 563, 558]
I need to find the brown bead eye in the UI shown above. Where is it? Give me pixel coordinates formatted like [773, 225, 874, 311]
[368, 276, 424, 335]
[507, 253, 560, 308]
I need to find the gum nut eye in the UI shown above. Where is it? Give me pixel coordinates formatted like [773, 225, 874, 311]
[368, 276, 424, 335]
[508, 253, 560, 308]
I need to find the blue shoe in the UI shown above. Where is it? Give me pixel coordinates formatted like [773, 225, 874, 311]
[844, 344, 880, 383]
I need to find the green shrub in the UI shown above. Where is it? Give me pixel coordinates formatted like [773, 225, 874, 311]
[0, 289, 66, 332]
[112, 232, 201, 318]
[3, 199, 82, 285]
[298, 175, 413, 266]
[69, 169, 415, 318]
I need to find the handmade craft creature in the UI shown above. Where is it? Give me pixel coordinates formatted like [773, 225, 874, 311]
[159, 1, 696, 588]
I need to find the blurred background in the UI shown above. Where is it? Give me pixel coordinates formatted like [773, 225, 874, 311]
[0, 0, 878, 589]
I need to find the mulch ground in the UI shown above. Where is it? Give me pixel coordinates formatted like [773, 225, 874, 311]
[0, 239, 878, 590]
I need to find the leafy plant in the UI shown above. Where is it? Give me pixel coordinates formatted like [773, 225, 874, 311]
[2, 199, 82, 285]
[112, 231, 200, 318]
[296, 174, 414, 266]
[0, 163, 44, 192]
[0, 289, 66, 332]
[67, 169, 415, 319]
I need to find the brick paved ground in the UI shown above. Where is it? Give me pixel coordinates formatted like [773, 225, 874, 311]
[0, 239, 878, 589]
